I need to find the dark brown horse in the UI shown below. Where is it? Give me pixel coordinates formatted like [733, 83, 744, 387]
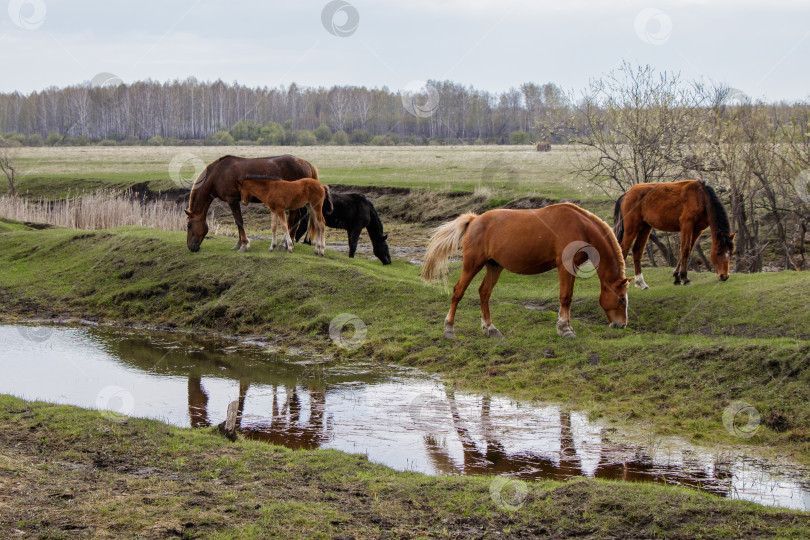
[238, 178, 332, 256]
[185, 154, 318, 252]
[613, 180, 735, 288]
[421, 204, 631, 339]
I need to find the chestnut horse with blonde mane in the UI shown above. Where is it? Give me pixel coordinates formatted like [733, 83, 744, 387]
[421, 204, 631, 339]
[185, 155, 318, 252]
[613, 180, 735, 289]
[238, 178, 332, 256]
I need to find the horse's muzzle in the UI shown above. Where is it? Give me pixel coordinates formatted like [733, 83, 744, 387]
[610, 322, 627, 329]
[188, 244, 200, 253]
[719, 274, 728, 282]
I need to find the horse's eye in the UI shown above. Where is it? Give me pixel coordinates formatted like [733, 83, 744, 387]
[619, 297, 626, 304]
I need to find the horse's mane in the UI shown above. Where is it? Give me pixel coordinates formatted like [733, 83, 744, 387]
[699, 181, 731, 239]
[365, 195, 386, 243]
[561, 203, 625, 277]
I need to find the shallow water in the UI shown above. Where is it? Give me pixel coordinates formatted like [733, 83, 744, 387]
[2, 324, 808, 511]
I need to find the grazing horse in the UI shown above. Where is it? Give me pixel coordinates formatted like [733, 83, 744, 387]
[613, 180, 735, 288]
[293, 192, 392, 265]
[536, 141, 551, 152]
[185, 154, 318, 252]
[238, 178, 332, 256]
[421, 204, 631, 339]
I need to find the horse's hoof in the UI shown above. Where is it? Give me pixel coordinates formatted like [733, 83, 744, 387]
[561, 329, 576, 339]
[238, 245, 248, 253]
[640, 284, 650, 290]
[486, 327, 503, 338]
[231, 243, 241, 251]
[673, 279, 681, 285]
[443, 330, 455, 339]
[682, 280, 691, 285]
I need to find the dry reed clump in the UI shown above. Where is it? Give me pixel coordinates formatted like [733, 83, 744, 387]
[0, 191, 185, 231]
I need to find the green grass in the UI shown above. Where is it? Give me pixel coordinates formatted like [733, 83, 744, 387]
[3, 145, 597, 201]
[0, 223, 808, 465]
[1, 395, 807, 539]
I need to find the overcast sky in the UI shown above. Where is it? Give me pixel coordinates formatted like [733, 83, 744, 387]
[1, 0, 808, 101]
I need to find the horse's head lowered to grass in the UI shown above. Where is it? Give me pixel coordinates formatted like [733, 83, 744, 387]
[185, 209, 208, 252]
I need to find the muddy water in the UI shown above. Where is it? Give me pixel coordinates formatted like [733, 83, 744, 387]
[2, 325, 808, 511]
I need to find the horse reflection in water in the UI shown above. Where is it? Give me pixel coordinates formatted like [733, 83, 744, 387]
[422, 392, 735, 496]
[187, 378, 330, 449]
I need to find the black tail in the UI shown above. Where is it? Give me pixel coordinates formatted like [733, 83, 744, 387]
[613, 193, 626, 244]
[323, 185, 334, 215]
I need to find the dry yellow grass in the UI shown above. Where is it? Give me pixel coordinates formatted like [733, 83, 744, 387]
[0, 192, 185, 231]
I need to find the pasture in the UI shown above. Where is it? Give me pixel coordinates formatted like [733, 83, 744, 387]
[1, 145, 809, 537]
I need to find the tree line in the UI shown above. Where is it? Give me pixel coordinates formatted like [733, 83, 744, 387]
[0, 78, 566, 146]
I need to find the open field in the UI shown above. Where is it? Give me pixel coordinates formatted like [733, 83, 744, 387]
[2, 145, 594, 202]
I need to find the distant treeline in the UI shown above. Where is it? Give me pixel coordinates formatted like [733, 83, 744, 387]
[0, 78, 568, 146]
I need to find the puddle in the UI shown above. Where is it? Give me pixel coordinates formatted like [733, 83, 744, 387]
[2, 324, 808, 511]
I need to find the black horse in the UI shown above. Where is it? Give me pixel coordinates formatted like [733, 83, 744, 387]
[294, 192, 391, 265]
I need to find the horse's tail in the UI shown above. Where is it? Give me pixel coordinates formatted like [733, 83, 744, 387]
[322, 184, 334, 215]
[613, 193, 626, 244]
[421, 213, 478, 284]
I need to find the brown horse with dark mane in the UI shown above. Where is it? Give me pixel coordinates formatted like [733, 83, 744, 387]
[613, 180, 735, 288]
[421, 204, 631, 339]
[185, 154, 318, 252]
[238, 178, 332, 256]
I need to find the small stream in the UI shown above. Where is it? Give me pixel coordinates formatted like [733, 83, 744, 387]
[2, 324, 808, 511]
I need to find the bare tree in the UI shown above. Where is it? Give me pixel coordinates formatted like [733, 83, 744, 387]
[0, 138, 18, 197]
[572, 62, 698, 195]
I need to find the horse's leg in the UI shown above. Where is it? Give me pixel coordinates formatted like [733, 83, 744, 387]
[269, 212, 278, 252]
[278, 209, 294, 253]
[675, 224, 695, 285]
[347, 227, 362, 258]
[444, 259, 485, 339]
[678, 226, 701, 285]
[228, 199, 250, 252]
[287, 208, 303, 242]
[479, 263, 504, 338]
[632, 224, 653, 290]
[556, 266, 577, 338]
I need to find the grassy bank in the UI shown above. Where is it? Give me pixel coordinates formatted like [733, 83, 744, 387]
[1, 395, 807, 539]
[1, 223, 809, 466]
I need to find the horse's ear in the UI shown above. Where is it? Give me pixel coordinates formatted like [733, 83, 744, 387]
[184, 209, 192, 218]
[729, 233, 736, 241]
[619, 277, 633, 287]
[383, 234, 388, 240]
